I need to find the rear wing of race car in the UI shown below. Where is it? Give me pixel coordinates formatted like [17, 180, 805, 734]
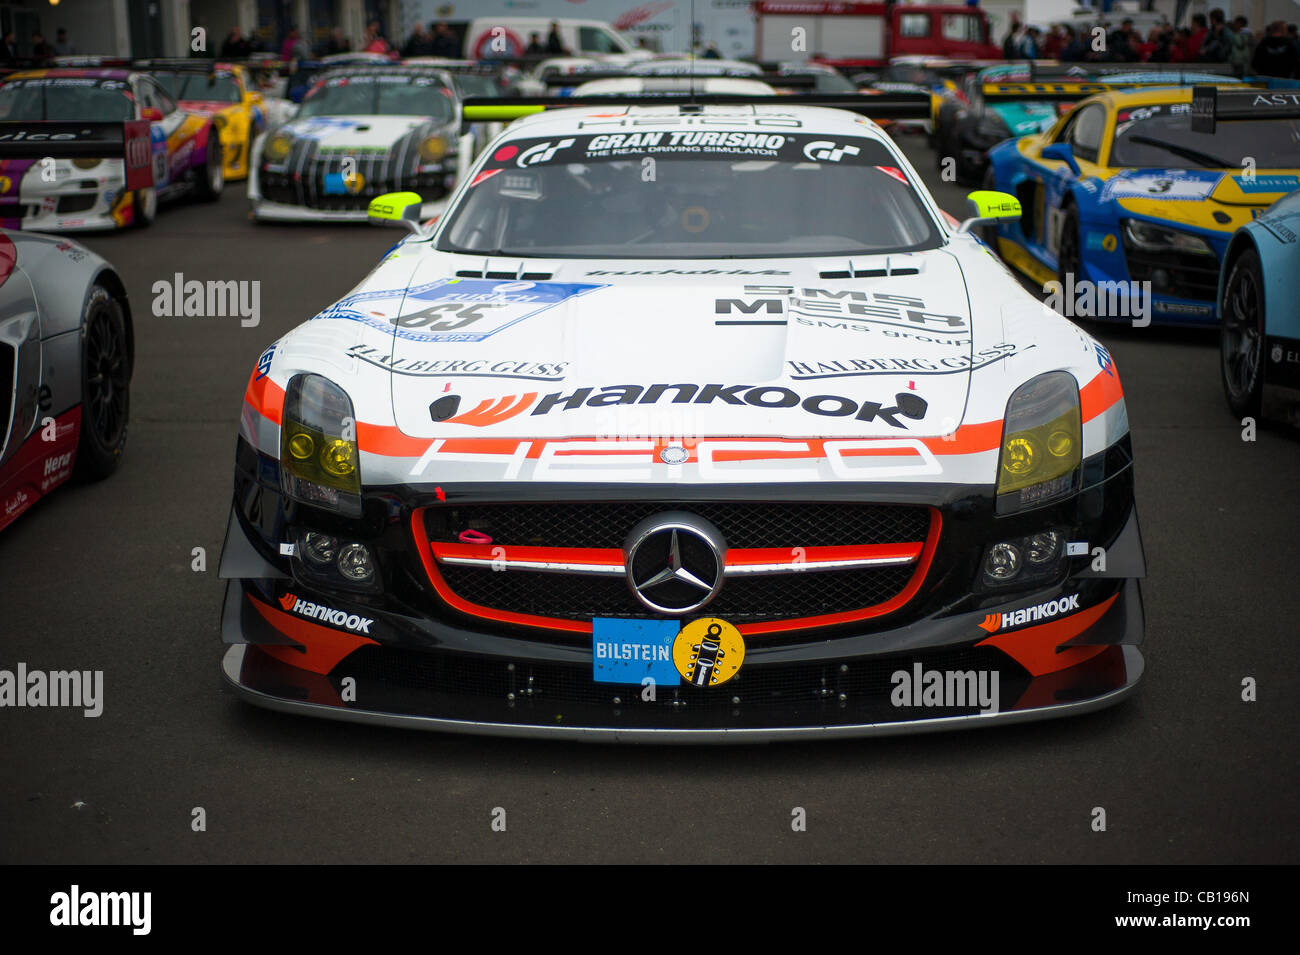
[0, 121, 154, 190]
[981, 62, 1239, 103]
[540, 72, 818, 91]
[1191, 84, 1300, 133]
[459, 91, 932, 134]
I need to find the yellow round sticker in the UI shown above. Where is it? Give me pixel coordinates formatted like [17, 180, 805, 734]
[0, 176, 11, 194]
[673, 618, 745, 688]
[1101, 233, 1117, 252]
[344, 171, 366, 194]
[681, 205, 710, 233]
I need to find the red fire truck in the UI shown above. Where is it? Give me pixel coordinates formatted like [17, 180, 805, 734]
[753, 2, 1001, 68]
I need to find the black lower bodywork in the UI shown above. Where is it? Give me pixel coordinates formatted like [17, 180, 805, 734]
[218, 435, 1147, 741]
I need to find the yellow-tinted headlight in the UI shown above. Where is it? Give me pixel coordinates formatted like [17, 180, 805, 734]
[265, 134, 292, 161]
[418, 136, 447, 162]
[288, 432, 315, 460]
[996, 372, 1082, 511]
[320, 439, 356, 477]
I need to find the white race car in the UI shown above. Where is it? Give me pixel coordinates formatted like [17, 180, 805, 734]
[248, 65, 466, 223]
[221, 93, 1146, 741]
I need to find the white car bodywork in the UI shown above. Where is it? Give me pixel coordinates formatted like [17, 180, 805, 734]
[242, 103, 1129, 495]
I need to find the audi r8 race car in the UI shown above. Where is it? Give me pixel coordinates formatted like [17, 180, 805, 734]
[248, 65, 464, 223]
[986, 83, 1300, 324]
[0, 69, 224, 231]
[148, 61, 289, 181]
[0, 229, 133, 532]
[219, 92, 1146, 741]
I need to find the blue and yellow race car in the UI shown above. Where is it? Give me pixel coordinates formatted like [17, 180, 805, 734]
[986, 83, 1300, 324]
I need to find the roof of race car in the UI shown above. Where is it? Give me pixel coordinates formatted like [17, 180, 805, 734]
[3, 68, 137, 82]
[496, 102, 894, 141]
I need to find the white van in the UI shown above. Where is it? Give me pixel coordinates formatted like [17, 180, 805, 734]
[463, 18, 639, 59]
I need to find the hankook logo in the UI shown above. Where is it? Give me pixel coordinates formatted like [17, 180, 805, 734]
[624, 512, 727, 615]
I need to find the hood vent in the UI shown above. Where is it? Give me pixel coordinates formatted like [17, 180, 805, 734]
[455, 270, 554, 280]
[820, 256, 920, 280]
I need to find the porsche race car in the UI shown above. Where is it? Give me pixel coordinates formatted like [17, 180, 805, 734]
[220, 92, 1146, 740]
[0, 69, 224, 231]
[986, 82, 1300, 324]
[149, 60, 291, 181]
[0, 230, 133, 532]
[248, 65, 464, 223]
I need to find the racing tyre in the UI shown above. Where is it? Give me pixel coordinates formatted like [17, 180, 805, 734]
[74, 286, 131, 482]
[196, 134, 224, 202]
[132, 187, 157, 228]
[1220, 248, 1265, 419]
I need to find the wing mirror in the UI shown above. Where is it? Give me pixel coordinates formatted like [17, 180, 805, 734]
[367, 191, 431, 235]
[1041, 142, 1081, 176]
[958, 190, 1021, 233]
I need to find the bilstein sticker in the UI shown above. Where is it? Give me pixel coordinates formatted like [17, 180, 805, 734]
[673, 618, 745, 687]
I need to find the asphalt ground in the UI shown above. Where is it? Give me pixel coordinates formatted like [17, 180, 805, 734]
[1, 133, 1297, 865]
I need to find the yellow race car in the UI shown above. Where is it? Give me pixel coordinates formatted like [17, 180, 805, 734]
[149, 62, 276, 181]
[984, 82, 1300, 324]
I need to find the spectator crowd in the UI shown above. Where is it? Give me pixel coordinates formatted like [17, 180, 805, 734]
[1001, 9, 1299, 77]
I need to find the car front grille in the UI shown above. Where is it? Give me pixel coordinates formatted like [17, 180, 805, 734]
[417, 501, 936, 633]
[1121, 237, 1220, 303]
[260, 152, 445, 211]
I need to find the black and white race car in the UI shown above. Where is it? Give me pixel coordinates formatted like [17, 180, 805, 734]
[248, 65, 465, 222]
[219, 92, 1146, 741]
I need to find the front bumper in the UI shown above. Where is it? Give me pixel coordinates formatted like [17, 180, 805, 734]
[250, 197, 447, 223]
[218, 439, 1147, 741]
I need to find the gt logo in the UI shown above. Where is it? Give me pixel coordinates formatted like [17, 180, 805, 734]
[802, 140, 861, 163]
[517, 138, 574, 167]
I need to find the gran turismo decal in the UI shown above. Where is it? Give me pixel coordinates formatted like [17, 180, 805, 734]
[977, 593, 1081, 634]
[787, 343, 1024, 379]
[440, 383, 931, 429]
[315, 278, 608, 343]
[346, 344, 568, 380]
[278, 593, 374, 634]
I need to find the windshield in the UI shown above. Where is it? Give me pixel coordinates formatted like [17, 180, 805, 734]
[298, 73, 455, 119]
[0, 77, 134, 121]
[439, 131, 940, 258]
[451, 74, 498, 99]
[155, 72, 242, 103]
[1111, 102, 1300, 168]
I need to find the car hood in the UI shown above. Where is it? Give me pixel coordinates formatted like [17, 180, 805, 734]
[316, 250, 999, 441]
[1108, 167, 1300, 230]
[278, 114, 441, 149]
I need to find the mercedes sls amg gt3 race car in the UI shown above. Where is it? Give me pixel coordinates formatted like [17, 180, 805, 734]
[219, 92, 1146, 741]
[0, 69, 224, 231]
[985, 80, 1300, 325]
[0, 229, 132, 532]
[248, 65, 465, 222]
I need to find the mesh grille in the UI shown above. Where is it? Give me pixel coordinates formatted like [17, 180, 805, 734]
[439, 562, 916, 622]
[422, 502, 931, 629]
[325, 642, 1032, 729]
[425, 501, 930, 549]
